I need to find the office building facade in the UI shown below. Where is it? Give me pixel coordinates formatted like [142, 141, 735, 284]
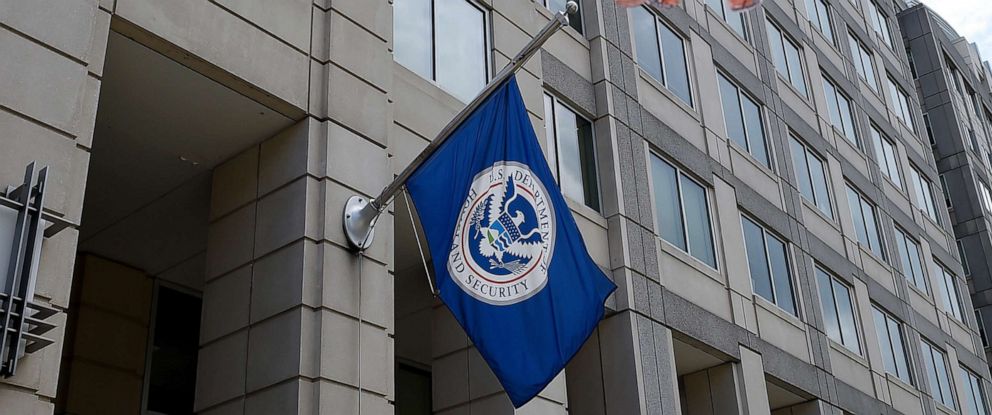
[0, 0, 989, 414]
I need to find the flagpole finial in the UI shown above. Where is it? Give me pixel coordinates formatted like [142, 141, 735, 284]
[565, 1, 579, 14]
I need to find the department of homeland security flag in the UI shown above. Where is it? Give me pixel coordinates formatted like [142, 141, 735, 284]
[406, 76, 616, 407]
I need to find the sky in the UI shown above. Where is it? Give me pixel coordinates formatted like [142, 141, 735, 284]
[922, 0, 992, 61]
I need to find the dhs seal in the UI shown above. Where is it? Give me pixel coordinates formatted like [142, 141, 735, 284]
[449, 162, 556, 305]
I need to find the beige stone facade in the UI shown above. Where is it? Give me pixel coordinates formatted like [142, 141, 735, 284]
[1, 0, 990, 414]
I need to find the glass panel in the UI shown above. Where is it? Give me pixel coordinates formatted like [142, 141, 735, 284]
[743, 218, 773, 302]
[873, 308, 896, 375]
[728, 12, 747, 39]
[823, 79, 841, 130]
[682, 176, 716, 267]
[817, 268, 841, 341]
[555, 100, 585, 205]
[720, 75, 747, 150]
[922, 343, 942, 405]
[808, 154, 833, 217]
[766, 22, 788, 78]
[790, 138, 814, 202]
[543, 94, 557, 172]
[883, 139, 901, 187]
[577, 115, 600, 211]
[435, 0, 487, 102]
[786, 41, 807, 96]
[861, 47, 878, 90]
[888, 318, 910, 382]
[145, 287, 202, 414]
[934, 348, 955, 409]
[767, 236, 796, 315]
[861, 198, 882, 257]
[838, 95, 857, 143]
[394, 0, 434, 79]
[660, 24, 692, 106]
[906, 238, 924, 291]
[742, 95, 769, 166]
[847, 187, 869, 247]
[652, 157, 686, 250]
[631, 8, 663, 83]
[548, 0, 583, 32]
[895, 231, 911, 283]
[833, 279, 860, 353]
[816, 0, 832, 40]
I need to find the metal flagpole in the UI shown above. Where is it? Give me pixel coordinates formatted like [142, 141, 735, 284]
[343, 1, 579, 251]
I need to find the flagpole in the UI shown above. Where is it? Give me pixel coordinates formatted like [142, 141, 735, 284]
[343, 1, 578, 251]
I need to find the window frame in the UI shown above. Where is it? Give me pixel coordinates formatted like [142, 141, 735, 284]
[848, 31, 880, 91]
[766, 19, 809, 97]
[650, 153, 719, 269]
[961, 366, 990, 415]
[846, 185, 886, 260]
[864, 0, 893, 48]
[817, 266, 863, 355]
[630, 6, 694, 107]
[789, 136, 834, 218]
[543, 92, 602, 212]
[804, 0, 835, 44]
[894, 226, 927, 294]
[870, 124, 902, 189]
[741, 214, 799, 316]
[718, 71, 772, 168]
[872, 305, 913, 385]
[704, 0, 749, 41]
[393, 0, 492, 103]
[910, 166, 941, 224]
[935, 261, 964, 321]
[920, 339, 957, 410]
[887, 75, 915, 131]
[823, 75, 860, 146]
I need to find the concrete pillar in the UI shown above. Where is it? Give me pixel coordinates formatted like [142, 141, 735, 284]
[739, 346, 771, 415]
[593, 312, 681, 415]
[0, 0, 110, 412]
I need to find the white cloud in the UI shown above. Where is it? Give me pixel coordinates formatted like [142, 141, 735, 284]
[921, 0, 992, 62]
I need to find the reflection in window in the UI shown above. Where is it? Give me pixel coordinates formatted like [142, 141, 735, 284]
[910, 166, 940, 224]
[394, 0, 488, 102]
[846, 186, 885, 259]
[934, 261, 963, 321]
[849, 33, 879, 91]
[961, 367, 989, 415]
[804, 0, 834, 42]
[789, 136, 833, 218]
[705, 0, 748, 40]
[767, 21, 808, 96]
[631, 7, 693, 106]
[894, 227, 926, 293]
[872, 306, 912, 384]
[921, 340, 956, 410]
[817, 267, 861, 354]
[887, 76, 914, 130]
[742, 216, 796, 315]
[719, 73, 769, 167]
[651, 155, 716, 268]
[823, 76, 859, 145]
[544, 94, 600, 211]
[870, 125, 901, 188]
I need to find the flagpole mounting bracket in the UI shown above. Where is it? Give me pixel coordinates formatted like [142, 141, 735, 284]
[344, 196, 377, 251]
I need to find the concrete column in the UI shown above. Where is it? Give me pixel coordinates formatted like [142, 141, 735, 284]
[0, 0, 110, 412]
[739, 346, 771, 415]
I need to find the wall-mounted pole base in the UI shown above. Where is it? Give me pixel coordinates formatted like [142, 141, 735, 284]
[343, 196, 377, 251]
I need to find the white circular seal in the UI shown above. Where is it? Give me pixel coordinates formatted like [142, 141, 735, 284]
[448, 162, 556, 305]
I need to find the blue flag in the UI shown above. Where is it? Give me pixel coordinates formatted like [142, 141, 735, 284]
[406, 76, 616, 407]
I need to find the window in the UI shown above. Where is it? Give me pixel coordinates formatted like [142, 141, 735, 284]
[396, 363, 433, 414]
[961, 367, 989, 415]
[870, 125, 902, 188]
[848, 33, 879, 91]
[631, 7, 693, 106]
[541, 0, 583, 33]
[543, 94, 601, 211]
[979, 180, 992, 213]
[847, 186, 885, 258]
[959, 239, 971, 276]
[910, 167, 940, 223]
[940, 174, 952, 208]
[804, 0, 834, 41]
[935, 261, 963, 321]
[651, 155, 717, 268]
[394, 0, 488, 103]
[143, 285, 202, 415]
[920, 340, 956, 410]
[719, 73, 770, 166]
[864, 0, 893, 47]
[823, 76, 859, 144]
[742, 216, 797, 315]
[766, 21, 808, 96]
[790, 137, 833, 218]
[872, 306, 912, 384]
[924, 113, 936, 146]
[894, 227, 927, 293]
[705, 0, 747, 40]
[978, 310, 989, 348]
[817, 267, 861, 354]
[887, 76, 914, 130]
